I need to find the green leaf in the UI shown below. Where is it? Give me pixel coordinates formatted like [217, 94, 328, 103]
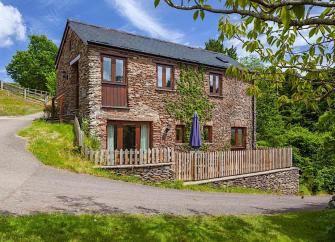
[320, 7, 331, 18]
[292, 5, 305, 19]
[200, 10, 205, 20]
[309, 28, 317, 38]
[193, 10, 199, 20]
[154, 0, 160, 8]
[280, 6, 290, 27]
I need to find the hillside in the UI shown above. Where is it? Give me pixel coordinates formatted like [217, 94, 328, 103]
[0, 90, 43, 116]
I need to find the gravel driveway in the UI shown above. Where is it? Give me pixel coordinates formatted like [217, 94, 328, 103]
[0, 114, 331, 215]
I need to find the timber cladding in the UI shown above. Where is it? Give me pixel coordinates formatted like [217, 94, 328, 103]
[56, 25, 255, 151]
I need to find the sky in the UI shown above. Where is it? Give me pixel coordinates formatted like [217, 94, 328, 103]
[0, 0, 235, 82]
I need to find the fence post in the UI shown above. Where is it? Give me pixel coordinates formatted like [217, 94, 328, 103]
[191, 151, 196, 181]
[0, 81, 3, 90]
[44, 95, 48, 105]
[24, 89, 27, 99]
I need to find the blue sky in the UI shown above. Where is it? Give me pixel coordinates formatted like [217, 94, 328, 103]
[0, 0, 230, 82]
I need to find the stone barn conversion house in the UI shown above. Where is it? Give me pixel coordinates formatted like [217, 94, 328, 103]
[55, 20, 298, 194]
[55, 20, 256, 151]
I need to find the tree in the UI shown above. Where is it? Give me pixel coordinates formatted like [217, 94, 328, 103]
[155, 0, 335, 105]
[205, 39, 238, 60]
[46, 72, 56, 96]
[239, 56, 265, 71]
[6, 35, 58, 91]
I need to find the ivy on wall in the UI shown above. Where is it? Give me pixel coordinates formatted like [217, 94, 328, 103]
[166, 65, 214, 149]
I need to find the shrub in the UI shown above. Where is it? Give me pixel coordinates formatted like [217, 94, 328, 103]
[80, 117, 100, 150]
[81, 118, 90, 136]
[318, 167, 335, 194]
[282, 126, 323, 160]
[85, 135, 101, 151]
[256, 140, 271, 148]
[43, 103, 58, 119]
[279, 126, 333, 194]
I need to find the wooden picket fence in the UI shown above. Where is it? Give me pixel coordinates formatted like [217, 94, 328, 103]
[81, 146, 174, 167]
[74, 116, 293, 181]
[174, 148, 292, 181]
[74, 116, 174, 166]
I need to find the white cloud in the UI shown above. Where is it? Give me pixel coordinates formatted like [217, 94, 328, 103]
[0, 1, 26, 47]
[105, 0, 184, 43]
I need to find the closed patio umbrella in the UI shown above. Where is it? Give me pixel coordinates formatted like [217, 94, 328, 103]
[189, 112, 202, 149]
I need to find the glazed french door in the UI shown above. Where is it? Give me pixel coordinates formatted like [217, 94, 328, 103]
[108, 122, 150, 150]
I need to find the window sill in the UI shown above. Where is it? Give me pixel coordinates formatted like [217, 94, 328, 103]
[102, 106, 130, 110]
[209, 95, 223, 98]
[102, 82, 127, 86]
[156, 88, 176, 92]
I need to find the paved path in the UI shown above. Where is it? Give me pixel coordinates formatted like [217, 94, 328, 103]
[0, 114, 331, 215]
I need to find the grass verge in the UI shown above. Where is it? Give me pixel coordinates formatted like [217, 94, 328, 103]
[18, 120, 275, 194]
[0, 90, 43, 116]
[1, 210, 334, 241]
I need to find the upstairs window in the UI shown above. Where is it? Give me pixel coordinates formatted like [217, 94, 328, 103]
[175, 125, 185, 143]
[102, 55, 125, 83]
[157, 64, 173, 89]
[209, 73, 222, 96]
[231, 127, 247, 149]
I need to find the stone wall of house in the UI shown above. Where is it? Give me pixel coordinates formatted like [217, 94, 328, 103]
[110, 165, 175, 182]
[85, 44, 255, 150]
[56, 28, 90, 121]
[211, 168, 299, 194]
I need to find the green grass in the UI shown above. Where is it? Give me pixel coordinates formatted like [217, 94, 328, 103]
[0, 210, 334, 241]
[0, 90, 43, 116]
[18, 120, 273, 194]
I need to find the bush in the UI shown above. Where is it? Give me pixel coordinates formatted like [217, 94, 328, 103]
[278, 126, 335, 194]
[85, 135, 101, 151]
[43, 103, 58, 119]
[256, 140, 271, 148]
[318, 167, 335, 193]
[81, 118, 90, 136]
[80, 117, 100, 150]
[282, 127, 323, 160]
[43, 104, 53, 119]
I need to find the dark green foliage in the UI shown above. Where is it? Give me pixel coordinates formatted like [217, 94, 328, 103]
[256, 82, 286, 147]
[166, 65, 214, 149]
[6, 35, 58, 91]
[245, 56, 335, 194]
[205, 39, 238, 60]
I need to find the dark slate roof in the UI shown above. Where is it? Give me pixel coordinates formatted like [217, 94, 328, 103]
[67, 20, 240, 68]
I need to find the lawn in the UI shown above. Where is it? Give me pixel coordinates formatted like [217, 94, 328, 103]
[0, 90, 43, 116]
[18, 119, 272, 194]
[0, 210, 334, 241]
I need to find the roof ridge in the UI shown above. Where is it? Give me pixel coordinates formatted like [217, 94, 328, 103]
[67, 19, 232, 59]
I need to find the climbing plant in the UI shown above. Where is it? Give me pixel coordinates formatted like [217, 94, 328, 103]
[166, 65, 214, 146]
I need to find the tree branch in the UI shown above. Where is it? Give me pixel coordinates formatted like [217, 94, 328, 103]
[164, 0, 335, 26]
[250, 0, 335, 8]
